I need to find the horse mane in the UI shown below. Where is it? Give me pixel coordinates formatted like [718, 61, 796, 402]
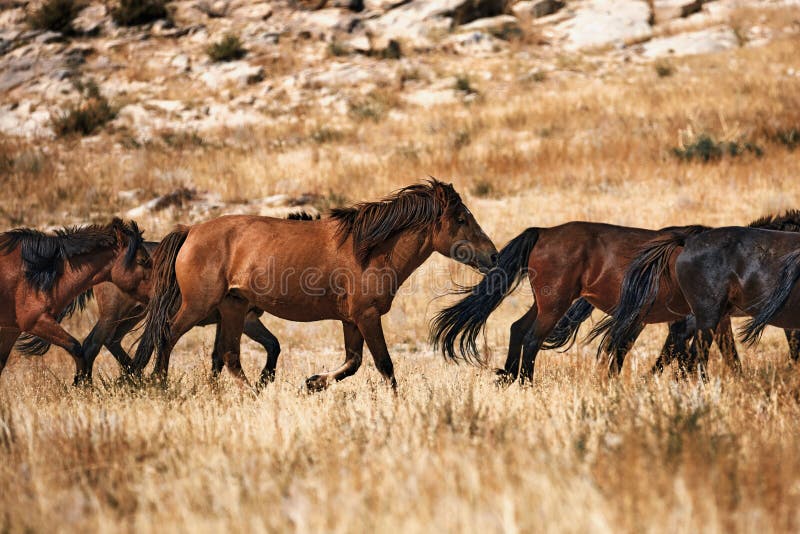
[0, 218, 144, 293]
[749, 209, 800, 232]
[330, 179, 461, 265]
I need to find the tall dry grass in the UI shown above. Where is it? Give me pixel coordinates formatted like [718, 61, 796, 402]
[1, 33, 800, 533]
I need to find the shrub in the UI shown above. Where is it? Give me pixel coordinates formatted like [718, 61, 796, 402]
[111, 0, 169, 26]
[207, 34, 246, 62]
[27, 0, 84, 34]
[655, 60, 674, 78]
[50, 81, 116, 137]
[672, 134, 763, 162]
[471, 179, 493, 198]
[455, 75, 477, 95]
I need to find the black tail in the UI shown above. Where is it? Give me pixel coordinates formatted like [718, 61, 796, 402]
[741, 249, 800, 345]
[15, 289, 94, 356]
[430, 228, 539, 364]
[589, 225, 709, 356]
[130, 226, 190, 373]
[541, 298, 595, 351]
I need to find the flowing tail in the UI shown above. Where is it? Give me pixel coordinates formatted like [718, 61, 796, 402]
[430, 228, 539, 364]
[130, 226, 190, 373]
[588, 225, 709, 356]
[15, 289, 94, 356]
[541, 298, 595, 351]
[740, 249, 800, 345]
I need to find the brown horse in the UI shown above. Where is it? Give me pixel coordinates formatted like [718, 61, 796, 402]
[430, 222, 730, 384]
[0, 219, 149, 384]
[72, 214, 316, 384]
[131, 180, 498, 389]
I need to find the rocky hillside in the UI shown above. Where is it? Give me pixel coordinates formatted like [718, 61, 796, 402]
[1, 0, 797, 142]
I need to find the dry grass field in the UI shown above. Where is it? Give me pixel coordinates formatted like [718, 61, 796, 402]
[2, 29, 800, 532]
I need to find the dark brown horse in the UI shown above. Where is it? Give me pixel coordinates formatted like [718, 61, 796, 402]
[132, 180, 498, 389]
[593, 210, 800, 376]
[539, 211, 800, 374]
[429, 222, 750, 384]
[0, 219, 149, 384]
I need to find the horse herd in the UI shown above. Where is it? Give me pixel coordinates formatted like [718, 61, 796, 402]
[1, 178, 799, 391]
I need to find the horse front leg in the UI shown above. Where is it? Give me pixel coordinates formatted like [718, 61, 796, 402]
[27, 315, 86, 386]
[306, 321, 363, 392]
[356, 310, 397, 390]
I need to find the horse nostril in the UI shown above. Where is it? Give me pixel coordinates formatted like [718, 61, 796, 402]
[490, 253, 498, 265]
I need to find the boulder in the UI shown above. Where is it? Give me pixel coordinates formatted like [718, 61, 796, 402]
[73, 4, 107, 35]
[652, 0, 704, 23]
[557, 0, 652, 50]
[639, 25, 738, 58]
[514, 0, 564, 18]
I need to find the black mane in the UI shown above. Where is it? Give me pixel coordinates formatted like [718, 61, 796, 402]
[0, 218, 144, 293]
[749, 209, 800, 233]
[330, 179, 461, 264]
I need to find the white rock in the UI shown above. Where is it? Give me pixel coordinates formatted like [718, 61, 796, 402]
[199, 61, 265, 89]
[557, 0, 652, 50]
[640, 25, 738, 58]
[231, 2, 272, 21]
[458, 14, 519, 37]
[442, 31, 506, 54]
[404, 88, 458, 107]
[170, 54, 191, 72]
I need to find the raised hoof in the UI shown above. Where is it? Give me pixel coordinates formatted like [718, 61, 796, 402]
[305, 374, 328, 392]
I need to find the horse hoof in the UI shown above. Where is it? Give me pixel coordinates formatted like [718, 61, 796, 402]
[494, 368, 515, 387]
[305, 374, 328, 392]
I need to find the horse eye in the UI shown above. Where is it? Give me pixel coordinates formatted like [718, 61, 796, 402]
[457, 216, 466, 225]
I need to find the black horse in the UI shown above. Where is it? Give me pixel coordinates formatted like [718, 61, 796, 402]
[561, 211, 800, 374]
[595, 212, 800, 377]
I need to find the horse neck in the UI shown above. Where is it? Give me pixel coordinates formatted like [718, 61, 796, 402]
[54, 248, 118, 303]
[376, 229, 434, 286]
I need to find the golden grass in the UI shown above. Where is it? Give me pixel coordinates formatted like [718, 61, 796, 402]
[1, 33, 800, 533]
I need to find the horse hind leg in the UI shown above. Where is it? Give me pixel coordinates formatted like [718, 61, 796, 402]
[217, 295, 250, 389]
[517, 304, 572, 385]
[240, 314, 282, 390]
[651, 317, 695, 377]
[152, 298, 220, 381]
[713, 315, 742, 374]
[605, 323, 644, 377]
[496, 306, 537, 385]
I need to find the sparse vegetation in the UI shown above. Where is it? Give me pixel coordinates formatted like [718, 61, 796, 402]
[206, 33, 246, 62]
[309, 126, 344, 144]
[27, 0, 84, 34]
[111, 0, 169, 26]
[673, 134, 764, 162]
